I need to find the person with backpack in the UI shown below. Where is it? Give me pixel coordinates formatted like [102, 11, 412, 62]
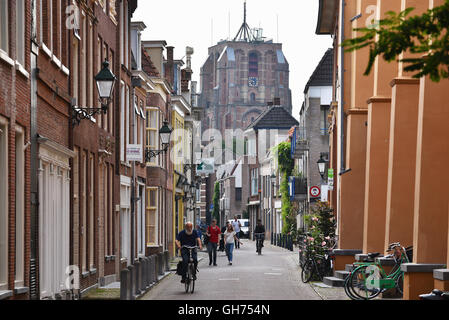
[231, 216, 242, 249]
[205, 219, 221, 266]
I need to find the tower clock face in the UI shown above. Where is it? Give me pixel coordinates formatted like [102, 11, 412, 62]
[248, 77, 258, 87]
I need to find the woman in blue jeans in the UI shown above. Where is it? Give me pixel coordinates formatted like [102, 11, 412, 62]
[224, 224, 243, 265]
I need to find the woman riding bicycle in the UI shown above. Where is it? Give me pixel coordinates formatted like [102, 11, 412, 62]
[175, 222, 203, 283]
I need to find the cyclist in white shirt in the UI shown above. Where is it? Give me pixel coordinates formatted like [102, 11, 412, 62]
[231, 216, 242, 249]
[224, 224, 243, 265]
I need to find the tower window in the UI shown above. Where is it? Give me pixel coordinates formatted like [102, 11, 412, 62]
[249, 52, 258, 77]
[250, 93, 256, 103]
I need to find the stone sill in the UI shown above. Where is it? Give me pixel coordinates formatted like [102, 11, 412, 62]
[401, 263, 447, 273]
[434, 269, 449, 281]
[0, 49, 14, 67]
[14, 287, 29, 295]
[332, 249, 362, 256]
[0, 290, 13, 300]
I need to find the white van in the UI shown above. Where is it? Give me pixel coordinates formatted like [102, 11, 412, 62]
[228, 219, 250, 238]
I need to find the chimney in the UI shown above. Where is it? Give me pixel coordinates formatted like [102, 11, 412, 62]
[274, 97, 281, 106]
[165, 46, 174, 88]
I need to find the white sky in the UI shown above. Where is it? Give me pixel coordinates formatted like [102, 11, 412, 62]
[132, 0, 333, 121]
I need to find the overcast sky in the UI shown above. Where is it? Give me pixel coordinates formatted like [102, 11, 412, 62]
[132, 0, 333, 120]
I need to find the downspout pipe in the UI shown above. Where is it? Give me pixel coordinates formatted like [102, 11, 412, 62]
[30, 0, 39, 300]
[339, 0, 351, 176]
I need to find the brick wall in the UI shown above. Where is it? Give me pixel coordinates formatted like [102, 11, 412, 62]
[0, 0, 32, 300]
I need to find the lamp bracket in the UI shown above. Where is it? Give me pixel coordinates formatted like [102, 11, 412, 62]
[71, 101, 108, 126]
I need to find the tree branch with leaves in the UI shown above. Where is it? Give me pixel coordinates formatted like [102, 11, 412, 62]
[342, 1, 449, 82]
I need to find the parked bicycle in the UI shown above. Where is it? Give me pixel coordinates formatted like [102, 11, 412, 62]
[344, 242, 412, 300]
[254, 233, 265, 255]
[301, 248, 335, 283]
[181, 245, 199, 294]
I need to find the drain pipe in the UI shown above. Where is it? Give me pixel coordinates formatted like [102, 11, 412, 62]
[29, 0, 39, 300]
[339, 0, 351, 176]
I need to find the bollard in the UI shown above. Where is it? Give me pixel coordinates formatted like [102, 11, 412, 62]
[271, 232, 273, 245]
[148, 256, 154, 284]
[145, 257, 151, 288]
[152, 255, 157, 283]
[120, 269, 130, 300]
[134, 261, 141, 295]
[127, 265, 135, 300]
[164, 251, 170, 272]
[153, 255, 158, 282]
[158, 253, 164, 276]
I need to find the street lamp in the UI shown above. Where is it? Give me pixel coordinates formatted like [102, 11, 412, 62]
[71, 60, 117, 126]
[271, 173, 277, 185]
[317, 156, 327, 180]
[145, 120, 173, 162]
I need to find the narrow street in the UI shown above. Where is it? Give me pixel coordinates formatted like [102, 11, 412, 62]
[141, 239, 321, 300]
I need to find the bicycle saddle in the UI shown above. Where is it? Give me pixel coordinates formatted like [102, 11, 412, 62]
[368, 252, 381, 259]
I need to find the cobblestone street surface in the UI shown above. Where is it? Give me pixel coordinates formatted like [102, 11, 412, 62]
[140, 239, 350, 300]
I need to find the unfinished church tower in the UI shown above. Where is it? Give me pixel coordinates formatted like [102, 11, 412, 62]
[199, 2, 292, 141]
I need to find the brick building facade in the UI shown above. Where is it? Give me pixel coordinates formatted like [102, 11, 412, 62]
[0, 0, 32, 300]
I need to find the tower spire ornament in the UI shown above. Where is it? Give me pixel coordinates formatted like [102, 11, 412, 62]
[233, 0, 255, 42]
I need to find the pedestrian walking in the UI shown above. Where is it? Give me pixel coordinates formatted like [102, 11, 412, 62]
[219, 223, 228, 252]
[205, 219, 221, 266]
[195, 224, 203, 246]
[224, 224, 243, 265]
[231, 216, 242, 249]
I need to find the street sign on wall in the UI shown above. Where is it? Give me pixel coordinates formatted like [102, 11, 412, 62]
[310, 186, 321, 198]
[197, 158, 215, 174]
[328, 169, 334, 191]
[126, 144, 142, 162]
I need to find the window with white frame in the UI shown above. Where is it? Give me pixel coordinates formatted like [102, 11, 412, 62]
[72, 36, 79, 105]
[145, 108, 159, 165]
[0, 119, 8, 290]
[120, 82, 125, 161]
[15, 126, 25, 286]
[126, 85, 130, 162]
[80, 12, 86, 108]
[16, 0, 25, 65]
[89, 154, 95, 270]
[146, 188, 158, 246]
[0, 1, 8, 55]
[120, 178, 131, 265]
[97, 37, 102, 127]
[251, 168, 259, 196]
[81, 151, 87, 272]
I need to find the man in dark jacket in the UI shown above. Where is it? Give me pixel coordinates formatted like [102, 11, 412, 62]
[254, 219, 266, 252]
[176, 222, 202, 283]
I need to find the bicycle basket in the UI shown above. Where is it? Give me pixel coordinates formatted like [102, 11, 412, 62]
[176, 261, 183, 275]
[405, 246, 413, 262]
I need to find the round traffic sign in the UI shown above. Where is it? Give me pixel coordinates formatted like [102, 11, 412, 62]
[310, 186, 321, 198]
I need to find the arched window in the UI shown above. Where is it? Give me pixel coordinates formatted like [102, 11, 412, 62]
[249, 52, 258, 77]
[250, 93, 256, 103]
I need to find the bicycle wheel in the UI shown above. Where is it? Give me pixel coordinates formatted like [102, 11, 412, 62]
[344, 270, 363, 300]
[350, 266, 382, 300]
[190, 264, 195, 294]
[395, 272, 404, 295]
[184, 266, 190, 293]
[301, 260, 313, 283]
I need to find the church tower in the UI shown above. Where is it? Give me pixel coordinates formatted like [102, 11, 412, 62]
[199, 1, 292, 142]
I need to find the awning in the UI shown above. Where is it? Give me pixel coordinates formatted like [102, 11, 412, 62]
[247, 201, 260, 206]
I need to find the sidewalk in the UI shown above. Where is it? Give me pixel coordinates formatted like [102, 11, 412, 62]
[286, 246, 349, 300]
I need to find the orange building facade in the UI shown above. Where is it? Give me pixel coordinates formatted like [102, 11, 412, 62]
[317, 0, 449, 299]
